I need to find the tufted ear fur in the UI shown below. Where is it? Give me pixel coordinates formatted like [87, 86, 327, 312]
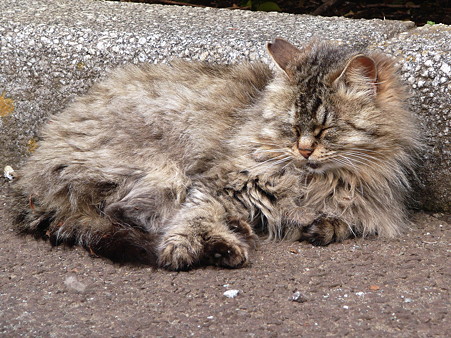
[333, 54, 378, 94]
[267, 38, 303, 76]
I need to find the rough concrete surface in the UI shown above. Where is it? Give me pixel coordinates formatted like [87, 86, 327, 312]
[370, 24, 451, 212]
[0, 185, 449, 337]
[2, 0, 450, 212]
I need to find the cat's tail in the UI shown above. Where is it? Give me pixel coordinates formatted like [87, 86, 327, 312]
[8, 184, 159, 266]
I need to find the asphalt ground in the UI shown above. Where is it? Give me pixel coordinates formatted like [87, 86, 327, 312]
[0, 185, 449, 337]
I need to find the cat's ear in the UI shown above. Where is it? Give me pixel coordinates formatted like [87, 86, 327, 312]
[334, 54, 378, 94]
[267, 38, 302, 76]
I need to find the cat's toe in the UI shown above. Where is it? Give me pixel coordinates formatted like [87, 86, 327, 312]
[158, 237, 202, 271]
[227, 217, 258, 248]
[301, 216, 351, 246]
[204, 236, 249, 268]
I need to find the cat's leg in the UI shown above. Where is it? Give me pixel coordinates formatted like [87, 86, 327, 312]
[11, 186, 159, 264]
[104, 184, 178, 233]
[300, 214, 352, 246]
[277, 197, 353, 245]
[75, 170, 191, 263]
[10, 163, 162, 265]
[158, 191, 257, 270]
[67, 214, 159, 265]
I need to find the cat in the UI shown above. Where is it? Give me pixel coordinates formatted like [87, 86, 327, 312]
[9, 38, 421, 270]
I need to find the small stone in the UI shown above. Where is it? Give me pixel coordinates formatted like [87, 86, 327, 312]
[440, 62, 450, 75]
[64, 276, 87, 293]
[290, 291, 307, 303]
[199, 51, 209, 61]
[96, 41, 106, 50]
[223, 289, 240, 298]
[3, 165, 16, 180]
[137, 52, 146, 62]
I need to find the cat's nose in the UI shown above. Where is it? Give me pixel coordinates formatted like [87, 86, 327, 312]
[299, 148, 313, 159]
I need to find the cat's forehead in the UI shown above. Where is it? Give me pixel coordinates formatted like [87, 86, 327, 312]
[291, 46, 352, 122]
[293, 75, 330, 124]
[296, 43, 353, 78]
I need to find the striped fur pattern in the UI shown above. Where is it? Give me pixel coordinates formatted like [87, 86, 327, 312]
[10, 39, 421, 269]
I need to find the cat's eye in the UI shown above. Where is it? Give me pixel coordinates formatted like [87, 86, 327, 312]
[313, 126, 322, 137]
[314, 126, 334, 138]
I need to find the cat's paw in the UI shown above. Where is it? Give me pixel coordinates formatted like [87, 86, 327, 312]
[203, 234, 249, 269]
[301, 216, 351, 246]
[227, 217, 258, 248]
[158, 235, 203, 271]
[158, 232, 250, 270]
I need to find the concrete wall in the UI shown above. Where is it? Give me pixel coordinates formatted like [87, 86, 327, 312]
[0, 0, 449, 211]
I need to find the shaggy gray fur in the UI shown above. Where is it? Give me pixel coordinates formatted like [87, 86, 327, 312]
[10, 39, 421, 270]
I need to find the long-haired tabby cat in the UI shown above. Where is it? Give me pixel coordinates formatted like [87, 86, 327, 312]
[10, 38, 421, 270]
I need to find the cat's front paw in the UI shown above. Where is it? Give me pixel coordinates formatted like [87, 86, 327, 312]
[203, 234, 249, 269]
[158, 235, 203, 271]
[158, 232, 250, 270]
[301, 216, 351, 246]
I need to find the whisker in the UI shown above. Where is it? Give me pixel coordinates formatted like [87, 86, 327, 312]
[343, 151, 396, 170]
[335, 155, 359, 171]
[270, 157, 292, 167]
[253, 148, 290, 154]
[329, 158, 370, 194]
[344, 150, 385, 163]
[343, 151, 399, 173]
[246, 154, 288, 171]
[249, 140, 283, 147]
[281, 160, 293, 171]
[340, 154, 404, 188]
[256, 155, 292, 170]
[341, 154, 385, 171]
[341, 150, 381, 163]
[348, 225, 357, 238]
[344, 147, 379, 153]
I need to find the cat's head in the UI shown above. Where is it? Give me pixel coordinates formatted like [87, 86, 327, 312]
[249, 38, 419, 180]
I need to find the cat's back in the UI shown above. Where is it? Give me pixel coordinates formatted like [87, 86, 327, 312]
[48, 60, 272, 132]
[96, 60, 272, 116]
[34, 60, 273, 172]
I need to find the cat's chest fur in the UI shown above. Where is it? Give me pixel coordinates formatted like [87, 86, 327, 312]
[199, 165, 312, 231]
